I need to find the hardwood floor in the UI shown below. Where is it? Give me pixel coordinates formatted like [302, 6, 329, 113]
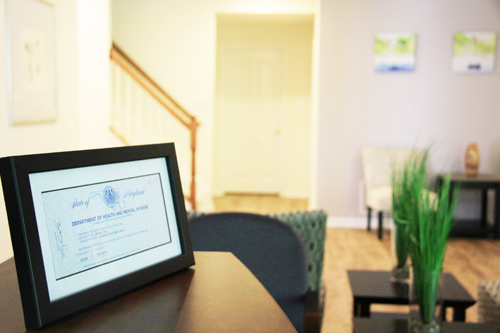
[212, 195, 500, 332]
[213, 194, 308, 214]
[322, 228, 500, 332]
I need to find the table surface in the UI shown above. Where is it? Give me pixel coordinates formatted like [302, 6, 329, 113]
[348, 270, 475, 306]
[440, 173, 500, 183]
[0, 251, 296, 332]
[353, 317, 497, 333]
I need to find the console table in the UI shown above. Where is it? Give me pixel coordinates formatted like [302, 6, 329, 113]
[348, 270, 475, 321]
[437, 173, 500, 239]
[353, 317, 497, 332]
[0, 252, 295, 332]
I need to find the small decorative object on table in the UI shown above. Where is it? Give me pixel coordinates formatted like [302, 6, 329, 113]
[403, 151, 458, 332]
[465, 143, 480, 177]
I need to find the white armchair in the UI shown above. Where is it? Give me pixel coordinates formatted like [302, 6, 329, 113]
[361, 148, 422, 239]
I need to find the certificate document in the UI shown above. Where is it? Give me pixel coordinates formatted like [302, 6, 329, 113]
[42, 173, 171, 280]
[29, 158, 182, 301]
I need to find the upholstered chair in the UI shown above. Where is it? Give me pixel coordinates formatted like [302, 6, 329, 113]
[189, 212, 309, 332]
[361, 148, 422, 239]
[187, 210, 326, 332]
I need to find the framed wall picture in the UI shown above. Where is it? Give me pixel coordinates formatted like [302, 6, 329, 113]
[452, 31, 497, 73]
[374, 32, 417, 72]
[6, 0, 57, 125]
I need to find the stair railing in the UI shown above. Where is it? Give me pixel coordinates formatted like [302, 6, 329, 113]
[110, 43, 199, 210]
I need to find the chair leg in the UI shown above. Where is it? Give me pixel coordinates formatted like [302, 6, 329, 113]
[378, 211, 383, 239]
[367, 208, 372, 231]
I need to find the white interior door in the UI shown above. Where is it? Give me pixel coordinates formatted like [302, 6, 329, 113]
[217, 47, 284, 194]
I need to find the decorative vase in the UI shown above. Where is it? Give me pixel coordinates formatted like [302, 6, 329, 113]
[409, 267, 443, 333]
[465, 143, 480, 177]
[390, 221, 410, 284]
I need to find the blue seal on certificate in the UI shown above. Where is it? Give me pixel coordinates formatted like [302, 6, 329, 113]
[103, 186, 119, 208]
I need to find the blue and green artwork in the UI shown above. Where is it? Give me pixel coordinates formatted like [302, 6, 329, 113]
[452, 31, 497, 73]
[374, 33, 417, 73]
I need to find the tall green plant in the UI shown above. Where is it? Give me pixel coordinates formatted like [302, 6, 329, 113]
[392, 150, 430, 269]
[408, 165, 458, 325]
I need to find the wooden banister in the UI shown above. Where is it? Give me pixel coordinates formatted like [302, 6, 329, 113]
[110, 43, 199, 210]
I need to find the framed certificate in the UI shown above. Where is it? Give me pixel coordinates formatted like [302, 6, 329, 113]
[0, 143, 195, 329]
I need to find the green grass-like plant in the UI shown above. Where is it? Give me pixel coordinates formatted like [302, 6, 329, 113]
[405, 155, 458, 325]
[392, 151, 428, 269]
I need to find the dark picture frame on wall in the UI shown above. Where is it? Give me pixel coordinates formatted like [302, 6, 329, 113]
[0, 143, 195, 329]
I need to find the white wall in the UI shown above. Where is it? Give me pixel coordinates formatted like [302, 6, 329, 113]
[315, 0, 500, 224]
[111, 0, 315, 210]
[0, 0, 114, 263]
[112, 0, 500, 225]
[0, 1, 496, 264]
[0, 0, 80, 156]
[0, 0, 80, 263]
[77, 0, 122, 150]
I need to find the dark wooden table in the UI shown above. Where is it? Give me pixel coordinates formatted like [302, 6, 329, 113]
[437, 173, 500, 239]
[353, 317, 497, 332]
[348, 270, 475, 321]
[0, 251, 296, 332]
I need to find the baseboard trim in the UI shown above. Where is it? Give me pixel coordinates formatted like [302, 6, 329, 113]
[327, 216, 393, 230]
[279, 191, 309, 199]
[327, 216, 366, 228]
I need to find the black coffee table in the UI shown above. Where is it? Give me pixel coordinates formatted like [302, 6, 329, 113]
[353, 318, 496, 333]
[348, 270, 475, 321]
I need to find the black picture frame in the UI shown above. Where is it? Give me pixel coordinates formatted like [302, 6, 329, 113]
[0, 143, 195, 329]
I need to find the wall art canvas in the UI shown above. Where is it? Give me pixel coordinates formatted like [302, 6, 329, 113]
[6, 0, 57, 125]
[452, 31, 497, 73]
[374, 32, 417, 72]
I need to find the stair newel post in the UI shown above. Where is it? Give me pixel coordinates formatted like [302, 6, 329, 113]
[190, 118, 199, 210]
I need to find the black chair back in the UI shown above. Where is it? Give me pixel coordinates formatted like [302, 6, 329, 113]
[189, 212, 309, 332]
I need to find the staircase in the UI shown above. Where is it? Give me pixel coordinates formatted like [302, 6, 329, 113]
[109, 43, 199, 210]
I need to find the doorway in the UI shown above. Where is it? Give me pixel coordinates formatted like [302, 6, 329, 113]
[214, 14, 314, 197]
[217, 46, 284, 193]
